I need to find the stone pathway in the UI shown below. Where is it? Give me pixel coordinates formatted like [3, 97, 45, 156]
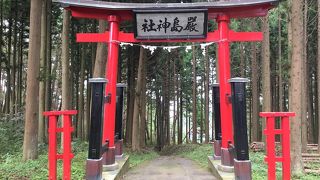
[123, 156, 216, 180]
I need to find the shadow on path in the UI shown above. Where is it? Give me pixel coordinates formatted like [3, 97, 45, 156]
[123, 156, 216, 180]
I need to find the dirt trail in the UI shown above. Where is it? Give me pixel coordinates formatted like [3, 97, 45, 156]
[122, 156, 216, 180]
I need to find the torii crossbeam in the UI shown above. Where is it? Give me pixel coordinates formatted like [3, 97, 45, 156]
[55, 0, 277, 178]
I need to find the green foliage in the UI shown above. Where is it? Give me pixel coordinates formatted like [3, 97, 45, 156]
[0, 115, 87, 179]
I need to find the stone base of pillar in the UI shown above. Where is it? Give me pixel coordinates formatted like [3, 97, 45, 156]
[102, 146, 119, 171]
[234, 159, 252, 180]
[115, 139, 123, 156]
[218, 148, 234, 172]
[86, 157, 103, 180]
[213, 140, 221, 159]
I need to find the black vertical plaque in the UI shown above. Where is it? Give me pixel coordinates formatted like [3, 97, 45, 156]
[115, 83, 126, 140]
[229, 78, 249, 161]
[213, 83, 222, 141]
[88, 78, 107, 159]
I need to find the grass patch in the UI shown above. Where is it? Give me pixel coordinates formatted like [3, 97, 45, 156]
[0, 140, 87, 180]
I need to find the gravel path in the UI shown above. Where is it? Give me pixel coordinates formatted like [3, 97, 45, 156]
[122, 156, 216, 180]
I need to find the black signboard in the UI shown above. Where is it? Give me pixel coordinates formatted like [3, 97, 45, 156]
[134, 9, 208, 40]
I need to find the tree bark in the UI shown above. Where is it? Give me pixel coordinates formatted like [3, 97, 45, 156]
[204, 46, 210, 143]
[125, 47, 138, 145]
[178, 76, 183, 144]
[172, 61, 177, 144]
[290, 0, 304, 174]
[78, 45, 85, 139]
[261, 16, 271, 141]
[192, 45, 197, 144]
[200, 79, 204, 143]
[61, 10, 71, 110]
[23, 0, 42, 160]
[132, 47, 145, 151]
[251, 20, 259, 142]
[93, 20, 107, 77]
[140, 51, 147, 148]
[5, 1, 13, 114]
[278, 10, 283, 112]
[38, 0, 47, 144]
[301, 0, 308, 153]
[12, 0, 18, 114]
[317, 0, 320, 153]
[45, 0, 52, 113]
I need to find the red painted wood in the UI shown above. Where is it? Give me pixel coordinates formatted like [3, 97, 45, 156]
[44, 111, 77, 180]
[281, 116, 291, 180]
[48, 115, 57, 180]
[102, 15, 120, 166]
[68, 4, 274, 21]
[260, 112, 295, 117]
[63, 115, 72, 180]
[229, 31, 263, 42]
[43, 110, 77, 116]
[77, 31, 263, 43]
[217, 15, 233, 149]
[260, 112, 295, 180]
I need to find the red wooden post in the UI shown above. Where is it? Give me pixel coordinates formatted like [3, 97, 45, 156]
[217, 15, 234, 167]
[63, 114, 74, 179]
[260, 112, 295, 180]
[266, 116, 276, 180]
[44, 110, 77, 180]
[48, 115, 57, 180]
[281, 116, 291, 180]
[103, 15, 120, 166]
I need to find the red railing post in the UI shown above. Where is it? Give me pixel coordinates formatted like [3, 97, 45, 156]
[44, 110, 77, 180]
[48, 115, 57, 180]
[265, 116, 276, 180]
[281, 116, 290, 180]
[260, 112, 295, 180]
[63, 114, 74, 179]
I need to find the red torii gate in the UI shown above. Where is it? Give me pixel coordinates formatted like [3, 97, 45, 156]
[57, 0, 277, 168]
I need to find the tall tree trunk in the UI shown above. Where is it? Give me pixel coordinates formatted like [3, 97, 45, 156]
[38, 0, 47, 144]
[61, 10, 71, 110]
[192, 45, 197, 144]
[140, 53, 147, 148]
[93, 20, 107, 77]
[45, 0, 52, 112]
[204, 46, 210, 143]
[164, 59, 170, 145]
[5, 1, 13, 114]
[78, 45, 85, 139]
[200, 79, 204, 143]
[0, 0, 3, 109]
[172, 61, 177, 144]
[23, 0, 42, 160]
[84, 74, 91, 141]
[290, 0, 304, 174]
[132, 47, 145, 151]
[278, 10, 283, 112]
[12, 0, 18, 114]
[261, 16, 271, 141]
[178, 78, 183, 144]
[301, 0, 308, 153]
[61, 10, 71, 147]
[251, 20, 259, 142]
[125, 47, 137, 145]
[317, 0, 320, 153]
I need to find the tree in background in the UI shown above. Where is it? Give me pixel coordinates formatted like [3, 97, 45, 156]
[23, 0, 42, 160]
[289, 0, 304, 174]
